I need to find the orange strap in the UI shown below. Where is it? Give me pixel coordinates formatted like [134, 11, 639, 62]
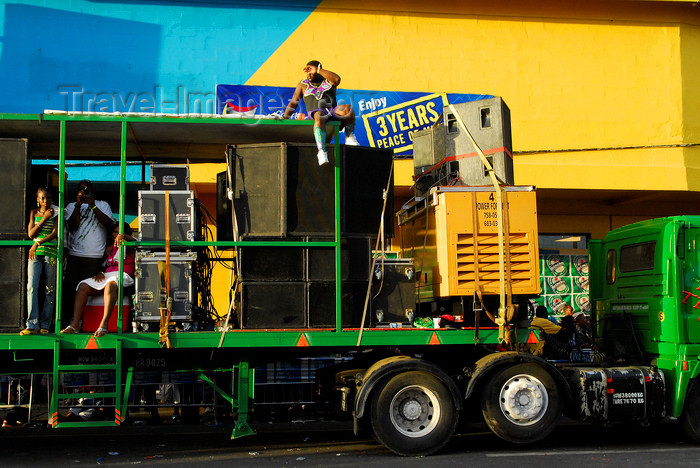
[160, 191, 172, 348]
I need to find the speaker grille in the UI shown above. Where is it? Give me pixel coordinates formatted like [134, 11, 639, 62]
[240, 282, 306, 328]
[444, 97, 513, 186]
[229, 143, 393, 237]
[239, 240, 305, 282]
[0, 246, 27, 331]
[307, 281, 369, 328]
[0, 139, 29, 239]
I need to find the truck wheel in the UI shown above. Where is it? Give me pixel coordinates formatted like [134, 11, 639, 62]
[481, 363, 561, 443]
[682, 381, 700, 442]
[370, 371, 458, 456]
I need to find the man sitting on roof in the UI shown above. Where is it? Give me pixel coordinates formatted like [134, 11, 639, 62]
[281, 60, 359, 166]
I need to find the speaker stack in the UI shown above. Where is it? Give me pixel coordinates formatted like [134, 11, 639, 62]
[412, 97, 513, 195]
[0, 139, 29, 330]
[226, 143, 393, 238]
[238, 236, 371, 329]
[225, 143, 393, 329]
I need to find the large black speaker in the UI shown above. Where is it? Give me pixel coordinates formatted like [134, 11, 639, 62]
[341, 146, 394, 237]
[0, 246, 27, 331]
[228, 143, 393, 238]
[230, 143, 297, 236]
[306, 236, 371, 282]
[444, 97, 513, 185]
[371, 259, 416, 325]
[239, 239, 305, 282]
[287, 144, 335, 235]
[240, 282, 306, 328]
[238, 235, 371, 283]
[0, 139, 29, 239]
[307, 281, 369, 328]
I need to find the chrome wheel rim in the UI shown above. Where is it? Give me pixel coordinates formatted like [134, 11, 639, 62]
[498, 373, 549, 425]
[389, 385, 441, 438]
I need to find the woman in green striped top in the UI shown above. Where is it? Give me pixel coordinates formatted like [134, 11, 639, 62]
[21, 187, 59, 335]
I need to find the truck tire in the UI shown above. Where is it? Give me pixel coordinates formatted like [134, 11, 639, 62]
[370, 371, 458, 456]
[682, 381, 700, 442]
[480, 363, 561, 443]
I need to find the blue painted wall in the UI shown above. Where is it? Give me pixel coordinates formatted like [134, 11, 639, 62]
[0, 0, 318, 113]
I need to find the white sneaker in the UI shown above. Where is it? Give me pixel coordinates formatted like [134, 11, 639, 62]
[317, 149, 329, 166]
[345, 134, 359, 146]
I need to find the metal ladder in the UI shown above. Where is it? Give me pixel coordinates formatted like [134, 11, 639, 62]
[49, 338, 132, 428]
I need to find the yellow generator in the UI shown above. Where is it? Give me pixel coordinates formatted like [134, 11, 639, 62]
[398, 186, 540, 306]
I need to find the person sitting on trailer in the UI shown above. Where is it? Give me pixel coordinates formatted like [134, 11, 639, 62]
[572, 311, 593, 348]
[529, 305, 574, 359]
[281, 60, 359, 166]
[61, 223, 136, 337]
[530, 306, 561, 334]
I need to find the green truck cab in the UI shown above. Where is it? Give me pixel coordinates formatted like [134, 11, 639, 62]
[589, 216, 700, 437]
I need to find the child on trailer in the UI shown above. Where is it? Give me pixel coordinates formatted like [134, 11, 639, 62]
[61, 223, 136, 337]
[21, 187, 59, 335]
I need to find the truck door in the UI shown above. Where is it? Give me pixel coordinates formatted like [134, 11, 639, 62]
[681, 226, 700, 344]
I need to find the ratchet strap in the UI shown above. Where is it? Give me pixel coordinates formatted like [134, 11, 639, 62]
[159, 190, 172, 349]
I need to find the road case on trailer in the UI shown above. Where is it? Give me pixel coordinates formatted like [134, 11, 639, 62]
[138, 190, 196, 242]
[133, 250, 197, 322]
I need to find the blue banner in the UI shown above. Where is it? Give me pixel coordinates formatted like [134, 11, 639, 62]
[216, 84, 490, 156]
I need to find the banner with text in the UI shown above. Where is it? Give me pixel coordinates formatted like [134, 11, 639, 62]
[216, 84, 491, 156]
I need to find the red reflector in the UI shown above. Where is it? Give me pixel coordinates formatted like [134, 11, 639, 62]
[607, 388, 615, 394]
[683, 361, 690, 371]
[296, 334, 309, 347]
[527, 331, 539, 344]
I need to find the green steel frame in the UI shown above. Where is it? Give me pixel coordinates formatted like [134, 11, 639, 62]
[0, 113, 504, 349]
[0, 113, 506, 435]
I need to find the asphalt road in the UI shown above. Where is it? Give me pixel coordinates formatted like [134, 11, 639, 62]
[1, 418, 700, 467]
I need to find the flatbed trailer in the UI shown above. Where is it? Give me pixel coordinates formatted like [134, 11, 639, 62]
[0, 112, 518, 455]
[2, 112, 700, 457]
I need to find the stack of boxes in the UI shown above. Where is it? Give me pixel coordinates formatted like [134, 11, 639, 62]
[229, 143, 393, 329]
[134, 165, 197, 329]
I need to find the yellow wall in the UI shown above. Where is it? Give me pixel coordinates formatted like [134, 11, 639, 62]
[537, 214, 651, 239]
[189, 163, 234, 318]
[198, 2, 700, 315]
[248, 1, 700, 192]
[681, 23, 700, 190]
